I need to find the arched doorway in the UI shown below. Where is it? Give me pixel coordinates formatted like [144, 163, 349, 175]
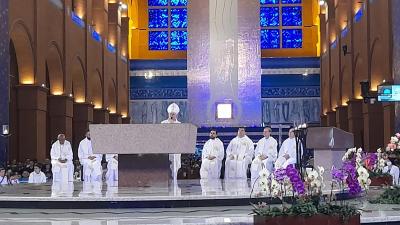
[9, 23, 35, 161]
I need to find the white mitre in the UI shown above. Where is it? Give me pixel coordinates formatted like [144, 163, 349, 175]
[167, 103, 180, 114]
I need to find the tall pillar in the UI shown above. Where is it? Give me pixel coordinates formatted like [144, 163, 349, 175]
[347, 99, 364, 148]
[363, 103, 384, 151]
[93, 108, 109, 124]
[393, 0, 400, 132]
[48, 95, 74, 146]
[187, 0, 261, 127]
[335, 106, 348, 131]
[17, 85, 48, 161]
[0, 1, 9, 164]
[73, 103, 93, 156]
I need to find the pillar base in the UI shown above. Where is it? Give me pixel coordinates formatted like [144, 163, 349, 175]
[109, 113, 122, 124]
[336, 105, 348, 131]
[326, 111, 336, 127]
[93, 108, 110, 124]
[347, 99, 363, 148]
[48, 95, 74, 143]
[363, 102, 384, 151]
[16, 85, 48, 161]
[383, 102, 395, 145]
[73, 103, 94, 155]
[122, 116, 131, 124]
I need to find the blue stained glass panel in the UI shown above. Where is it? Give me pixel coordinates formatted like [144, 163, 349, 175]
[170, 30, 187, 50]
[149, 31, 169, 50]
[170, 8, 187, 28]
[148, 9, 168, 28]
[148, 0, 168, 6]
[260, 7, 279, 27]
[260, 0, 279, 4]
[281, 0, 301, 4]
[282, 29, 302, 48]
[261, 29, 280, 49]
[171, 0, 188, 6]
[282, 6, 302, 26]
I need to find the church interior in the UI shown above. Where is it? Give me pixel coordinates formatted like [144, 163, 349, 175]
[0, 0, 400, 224]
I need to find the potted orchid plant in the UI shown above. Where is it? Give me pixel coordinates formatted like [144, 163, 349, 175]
[252, 159, 364, 225]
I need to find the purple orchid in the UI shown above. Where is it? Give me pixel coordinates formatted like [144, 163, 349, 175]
[286, 165, 306, 195]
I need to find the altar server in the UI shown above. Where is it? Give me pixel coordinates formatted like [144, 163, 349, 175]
[0, 167, 9, 185]
[225, 127, 254, 179]
[275, 128, 300, 169]
[28, 164, 47, 184]
[251, 127, 278, 179]
[78, 131, 102, 182]
[200, 129, 224, 179]
[50, 134, 74, 182]
[161, 103, 182, 181]
[106, 154, 118, 181]
[383, 157, 400, 186]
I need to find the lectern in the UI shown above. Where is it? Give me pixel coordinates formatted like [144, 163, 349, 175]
[89, 124, 197, 187]
[306, 127, 354, 182]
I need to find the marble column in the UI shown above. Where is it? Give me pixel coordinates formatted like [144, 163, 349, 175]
[393, 0, 400, 132]
[0, 1, 9, 164]
[187, 0, 261, 127]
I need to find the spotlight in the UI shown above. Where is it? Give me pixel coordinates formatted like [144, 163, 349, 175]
[319, 0, 325, 6]
[342, 45, 352, 56]
[360, 80, 370, 99]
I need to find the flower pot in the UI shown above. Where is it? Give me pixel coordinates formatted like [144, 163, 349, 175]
[253, 214, 360, 225]
[370, 176, 393, 186]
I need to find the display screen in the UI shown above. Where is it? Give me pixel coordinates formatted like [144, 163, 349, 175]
[378, 85, 400, 102]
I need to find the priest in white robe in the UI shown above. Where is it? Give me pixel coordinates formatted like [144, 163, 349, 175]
[50, 134, 74, 182]
[251, 127, 277, 179]
[383, 158, 400, 186]
[161, 103, 182, 181]
[225, 127, 254, 179]
[200, 129, 225, 179]
[78, 131, 103, 182]
[275, 128, 300, 169]
[106, 154, 118, 181]
[28, 164, 47, 184]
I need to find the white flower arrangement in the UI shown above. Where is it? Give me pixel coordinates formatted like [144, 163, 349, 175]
[306, 166, 325, 195]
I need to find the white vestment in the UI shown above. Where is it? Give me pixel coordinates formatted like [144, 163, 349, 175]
[383, 165, 400, 186]
[106, 154, 118, 181]
[0, 176, 8, 185]
[161, 119, 181, 180]
[251, 136, 278, 179]
[78, 138, 103, 182]
[224, 136, 254, 179]
[275, 137, 299, 169]
[200, 138, 224, 179]
[28, 171, 47, 184]
[50, 140, 74, 182]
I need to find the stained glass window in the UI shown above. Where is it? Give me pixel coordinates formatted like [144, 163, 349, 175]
[148, 1, 188, 51]
[260, 0, 279, 4]
[282, 6, 302, 26]
[170, 8, 187, 28]
[171, 31, 187, 50]
[149, 31, 169, 50]
[260, 0, 303, 49]
[281, 0, 301, 4]
[171, 0, 187, 6]
[260, 7, 279, 27]
[282, 29, 302, 48]
[148, 0, 168, 6]
[148, 9, 168, 28]
[261, 29, 280, 49]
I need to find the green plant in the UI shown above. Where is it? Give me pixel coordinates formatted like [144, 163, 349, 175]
[318, 204, 360, 222]
[370, 187, 400, 204]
